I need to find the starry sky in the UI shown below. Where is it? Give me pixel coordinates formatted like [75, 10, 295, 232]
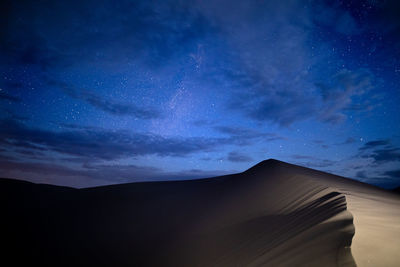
[1, 0, 400, 188]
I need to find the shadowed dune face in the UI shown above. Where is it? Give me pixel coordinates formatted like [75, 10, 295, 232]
[162, 166, 357, 267]
[169, 190, 355, 267]
[3, 159, 399, 266]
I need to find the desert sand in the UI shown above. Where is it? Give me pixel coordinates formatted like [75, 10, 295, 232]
[1, 159, 399, 266]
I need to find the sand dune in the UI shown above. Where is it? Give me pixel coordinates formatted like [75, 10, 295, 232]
[1, 159, 399, 266]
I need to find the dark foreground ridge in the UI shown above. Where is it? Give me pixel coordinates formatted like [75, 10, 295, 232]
[1, 159, 356, 266]
[392, 186, 400, 194]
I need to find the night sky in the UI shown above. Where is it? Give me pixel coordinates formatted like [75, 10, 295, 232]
[1, 0, 399, 188]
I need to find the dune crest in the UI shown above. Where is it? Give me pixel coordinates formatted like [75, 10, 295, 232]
[1, 159, 399, 266]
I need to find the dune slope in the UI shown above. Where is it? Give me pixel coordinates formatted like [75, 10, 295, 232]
[1, 159, 399, 266]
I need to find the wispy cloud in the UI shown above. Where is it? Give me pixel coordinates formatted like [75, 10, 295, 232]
[214, 126, 283, 145]
[316, 69, 375, 124]
[383, 169, 400, 179]
[0, 91, 20, 103]
[0, 119, 222, 160]
[359, 139, 391, 150]
[291, 154, 337, 168]
[0, 120, 281, 163]
[338, 137, 357, 145]
[64, 88, 161, 119]
[358, 139, 400, 164]
[0, 158, 230, 187]
[227, 151, 253, 163]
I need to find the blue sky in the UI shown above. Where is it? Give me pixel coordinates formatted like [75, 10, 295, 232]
[1, 0, 400, 188]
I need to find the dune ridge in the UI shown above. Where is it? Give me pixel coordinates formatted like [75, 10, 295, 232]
[1, 159, 399, 266]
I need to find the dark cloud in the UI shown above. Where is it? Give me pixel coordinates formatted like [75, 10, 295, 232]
[0, 120, 278, 164]
[0, 119, 225, 160]
[0, 107, 30, 122]
[227, 151, 253, 163]
[0, 91, 20, 102]
[365, 168, 400, 189]
[228, 66, 375, 126]
[192, 119, 215, 127]
[214, 126, 283, 145]
[339, 137, 357, 145]
[358, 139, 400, 164]
[312, 140, 330, 149]
[383, 169, 400, 179]
[301, 159, 336, 168]
[291, 155, 315, 160]
[228, 85, 316, 127]
[45, 78, 162, 120]
[0, 158, 229, 187]
[0, 160, 92, 179]
[356, 171, 367, 179]
[316, 69, 374, 124]
[0, 159, 165, 187]
[360, 139, 391, 150]
[291, 155, 336, 168]
[51, 122, 98, 130]
[312, 2, 361, 36]
[368, 148, 400, 163]
[64, 88, 161, 119]
[170, 168, 229, 180]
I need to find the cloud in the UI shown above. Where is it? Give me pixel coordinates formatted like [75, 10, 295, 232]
[291, 155, 336, 168]
[229, 89, 316, 126]
[365, 168, 400, 189]
[0, 119, 279, 164]
[356, 171, 367, 179]
[194, 0, 376, 126]
[368, 148, 400, 163]
[227, 151, 253, 163]
[338, 137, 357, 145]
[383, 169, 400, 179]
[0, 158, 230, 187]
[0, 91, 20, 103]
[192, 119, 215, 127]
[225, 43, 375, 126]
[359, 139, 391, 150]
[312, 3, 361, 36]
[214, 126, 283, 145]
[0, 119, 225, 160]
[334, 11, 360, 35]
[316, 69, 375, 123]
[0, 117, 242, 186]
[0, 159, 162, 187]
[170, 168, 230, 180]
[300, 159, 336, 168]
[63, 88, 161, 119]
[358, 139, 400, 164]
[291, 155, 315, 160]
